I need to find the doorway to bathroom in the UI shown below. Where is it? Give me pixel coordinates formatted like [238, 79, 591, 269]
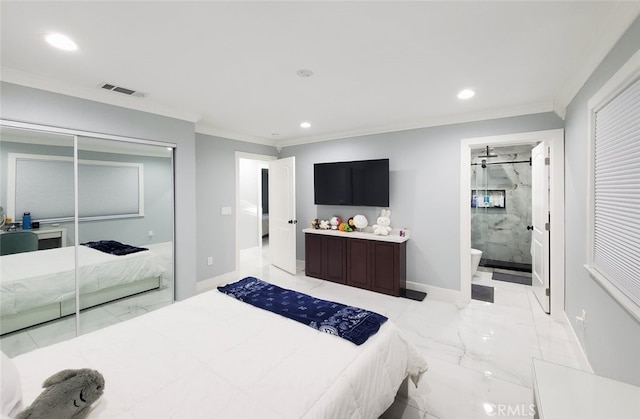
[470, 144, 535, 304]
[460, 129, 565, 319]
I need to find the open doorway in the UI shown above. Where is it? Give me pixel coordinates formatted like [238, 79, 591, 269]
[261, 167, 269, 246]
[469, 143, 536, 305]
[235, 152, 276, 273]
[460, 129, 565, 320]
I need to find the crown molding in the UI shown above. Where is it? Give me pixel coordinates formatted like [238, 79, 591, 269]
[1, 66, 202, 123]
[553, 5, 640, 117]
[195, 124, 277, 147]
[276, 100, 555, 149]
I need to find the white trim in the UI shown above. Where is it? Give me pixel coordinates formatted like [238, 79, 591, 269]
[7, 152, 145, 221]
[586, 48, 640, 322]
[197, 270, 240, 294]
[277, 101, 554, 149]
[234, 152, 277, 273]
[585, 267, 640, 324]
[196, 124, 277, 147]
[405, 281, 465, 304]
[562, 311, 594, 374]
[588, 49, 640, 112]
[1, 67, 201, 124]
[553, 7, 640, 119]
[460, 129, 565, 320]
[1, 119, 177, 148]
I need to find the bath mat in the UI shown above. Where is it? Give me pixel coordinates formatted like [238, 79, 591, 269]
[471, 284, 494, 303]
[492, 271, 532, 286]
[401, 288, 427, 301]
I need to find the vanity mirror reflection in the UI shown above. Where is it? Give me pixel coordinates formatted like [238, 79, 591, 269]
[0, 122, 175, 355]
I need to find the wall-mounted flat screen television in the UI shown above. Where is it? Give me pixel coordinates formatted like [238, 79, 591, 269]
[314, 159, 389, 206]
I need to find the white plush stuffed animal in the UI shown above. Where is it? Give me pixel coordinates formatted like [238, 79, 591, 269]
[372, 209, 392, 235]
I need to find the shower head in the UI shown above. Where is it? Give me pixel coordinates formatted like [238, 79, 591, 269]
[478, 145, 498, 158]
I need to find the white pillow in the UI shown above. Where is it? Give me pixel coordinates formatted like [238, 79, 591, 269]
[0, 351, 23, 418]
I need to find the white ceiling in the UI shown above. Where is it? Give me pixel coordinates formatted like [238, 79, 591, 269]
[2, 1, 639, 148]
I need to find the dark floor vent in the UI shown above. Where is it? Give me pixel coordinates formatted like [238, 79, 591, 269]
[99, 83, 145, 98]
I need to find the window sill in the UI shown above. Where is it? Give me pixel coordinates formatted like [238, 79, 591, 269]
[584, 264, 640, 324]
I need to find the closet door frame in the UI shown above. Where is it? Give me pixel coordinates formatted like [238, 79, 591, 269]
[1, 119, 176, 336]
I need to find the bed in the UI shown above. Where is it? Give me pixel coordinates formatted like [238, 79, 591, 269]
[0, 242, 170, 335]
[6, 281, 427, 418]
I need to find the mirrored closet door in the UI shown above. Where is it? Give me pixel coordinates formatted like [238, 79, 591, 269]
[0, 125, 77, 344]
[0, 122, 175, 357]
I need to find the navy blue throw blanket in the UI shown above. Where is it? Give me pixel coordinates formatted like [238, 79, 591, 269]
[218, 277, 388, 345]
[82, 240, 148, 256]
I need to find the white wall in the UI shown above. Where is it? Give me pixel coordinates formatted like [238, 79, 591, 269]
[238, 158, 261, 250]
[564, 15, 640, 386]
[280, 113, 563, 292]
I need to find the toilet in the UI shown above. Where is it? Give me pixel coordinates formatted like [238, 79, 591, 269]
[470, 248, 483, 278]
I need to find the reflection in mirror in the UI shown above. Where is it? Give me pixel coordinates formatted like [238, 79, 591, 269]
[76, 135, 174, 336]
[0, 125, 77, 354]
[0, 124, 175, 356]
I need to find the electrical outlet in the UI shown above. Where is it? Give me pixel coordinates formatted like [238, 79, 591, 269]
[576, 309, 587, 327]
[207, 256, 213, 266]
[148, 230, 154, 238]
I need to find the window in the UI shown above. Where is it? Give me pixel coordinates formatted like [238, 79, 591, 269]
[587, 50, 640, 321]
[8, 153, 144, 222]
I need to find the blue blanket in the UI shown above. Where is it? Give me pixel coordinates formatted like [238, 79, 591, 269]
[217, 277, 388, 345]
[82, 240, 148, 256]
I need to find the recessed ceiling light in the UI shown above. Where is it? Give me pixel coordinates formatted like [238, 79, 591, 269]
[457, 89, 475, 100]
[45, 33, 78, 51]
[300, 122, 311, 128]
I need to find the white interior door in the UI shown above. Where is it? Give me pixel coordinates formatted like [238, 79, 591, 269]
[531, 141, 550, 313]
[268, 157, 297, 274]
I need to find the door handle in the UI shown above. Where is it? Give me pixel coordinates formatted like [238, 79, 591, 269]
[527, 225, 534, 230]
[288, 220, 298, 224]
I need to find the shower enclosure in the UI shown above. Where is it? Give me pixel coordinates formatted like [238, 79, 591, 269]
[471, 145, 533, 272]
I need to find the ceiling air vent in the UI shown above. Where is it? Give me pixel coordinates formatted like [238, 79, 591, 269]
[99, 82, 146, 98]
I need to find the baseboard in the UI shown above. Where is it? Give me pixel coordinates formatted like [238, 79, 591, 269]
[562, 311, 594, 373]
[405, 281, 463, 304]
[197, 270, 240, 294]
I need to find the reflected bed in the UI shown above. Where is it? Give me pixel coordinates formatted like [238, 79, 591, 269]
[11, 287, 427, 418]
[0, 242, 170, 335]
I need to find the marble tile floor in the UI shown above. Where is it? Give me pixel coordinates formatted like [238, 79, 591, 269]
[0, 285, 173, 358]
[211, 245, 589, 419]
[2, 243, 589, 418]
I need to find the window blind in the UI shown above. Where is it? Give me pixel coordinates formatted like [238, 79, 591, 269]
[593, 76, 640, 307]
[11, 154, 143, 221]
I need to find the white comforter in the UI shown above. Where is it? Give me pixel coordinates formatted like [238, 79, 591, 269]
[12, 290, 427, 418]
[0, 245, 168, 315]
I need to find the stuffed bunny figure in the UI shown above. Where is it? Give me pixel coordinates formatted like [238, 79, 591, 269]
[372, 209, 392, 235]
[17, 369, 104, 419]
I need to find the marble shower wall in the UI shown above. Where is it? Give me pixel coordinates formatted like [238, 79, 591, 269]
[471, 145, 533, 266]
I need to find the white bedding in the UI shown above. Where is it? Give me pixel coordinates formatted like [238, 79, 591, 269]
[0, 245, 168, 316]
[12, 289, 427, 418]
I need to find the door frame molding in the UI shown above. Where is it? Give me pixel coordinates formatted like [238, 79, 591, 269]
[235, 152, 276, 272]
[459, 129, 565, 320]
